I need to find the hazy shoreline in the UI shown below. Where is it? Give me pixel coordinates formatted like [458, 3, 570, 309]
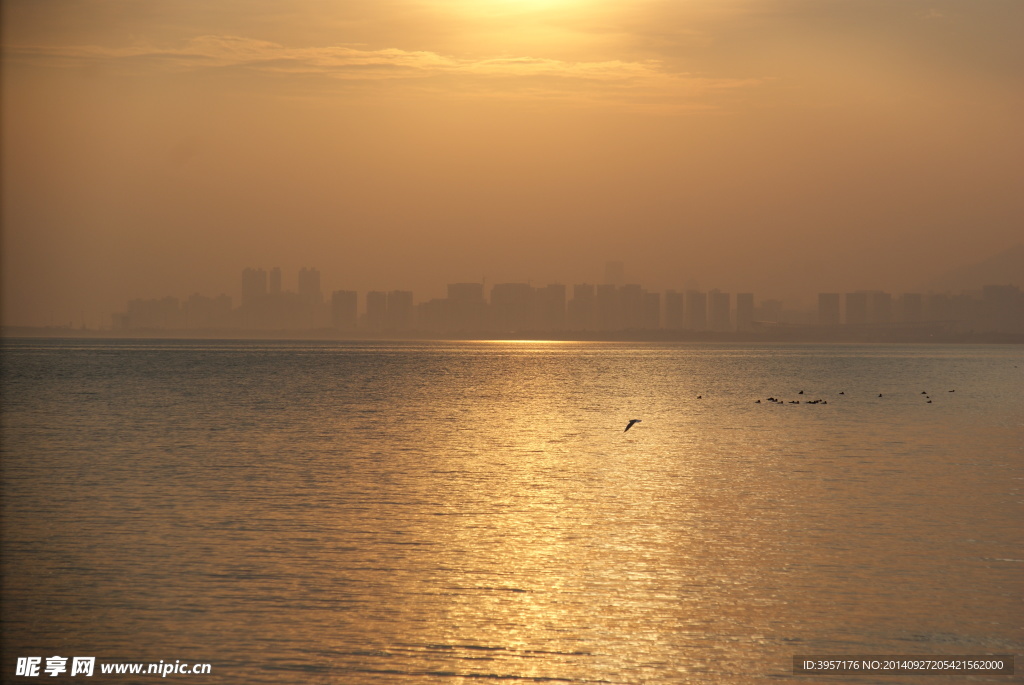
[4, 326, 1022, 345]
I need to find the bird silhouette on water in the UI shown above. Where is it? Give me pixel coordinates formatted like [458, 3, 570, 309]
[624, 419, 642, 432]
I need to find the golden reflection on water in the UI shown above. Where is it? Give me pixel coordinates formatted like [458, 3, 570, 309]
[2, 340, 1021, 683]
[351, 345, 797, 680]
[477, 339, 578, 345]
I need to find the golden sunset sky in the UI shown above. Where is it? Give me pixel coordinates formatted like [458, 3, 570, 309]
[2, 0, 1022, 325]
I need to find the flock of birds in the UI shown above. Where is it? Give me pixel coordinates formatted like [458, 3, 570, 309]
[624, 389, 957, 431]
[753, 388, 955, 406]
[756, 388, 957, 406]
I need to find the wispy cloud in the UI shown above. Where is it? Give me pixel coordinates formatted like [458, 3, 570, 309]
[6, 35, 763, 109]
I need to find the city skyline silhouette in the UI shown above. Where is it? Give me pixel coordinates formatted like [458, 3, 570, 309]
[96, 257, 1022, 340]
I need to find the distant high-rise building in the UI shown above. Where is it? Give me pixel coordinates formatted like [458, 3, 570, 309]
[331, 290, 358, 330]
[537, 284, 567, 331]
[241, 267, 268, 308]
[604, 261, 624, 286]
[416, 298, 449, 333]
[708, 290, 731, 331]
[298, 267, 322, 304]
[124, 296, 184, 329]
[735, 293, 754, 332]
[818, 293, 841, 326]
[568, 284, 596, 330]
[684, 290, 707, 330]
[185, 293, 232, 329]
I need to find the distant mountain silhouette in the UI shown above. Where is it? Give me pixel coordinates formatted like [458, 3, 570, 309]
[920, 244, 1024, 293]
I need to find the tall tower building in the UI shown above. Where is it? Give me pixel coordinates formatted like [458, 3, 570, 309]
[568, 284, 596, 330]
[537, 284, 567, 331]
[241, 268, 268, 308]
[298, 267, 322, 304]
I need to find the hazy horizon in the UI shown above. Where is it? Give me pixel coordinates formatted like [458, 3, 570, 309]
[3, 0, 1022, 327]
[106, 248, 1024, 315]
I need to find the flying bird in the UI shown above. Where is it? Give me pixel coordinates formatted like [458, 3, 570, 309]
[624, 419, 642, 432]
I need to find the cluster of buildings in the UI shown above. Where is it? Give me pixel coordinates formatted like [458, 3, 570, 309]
[112, 265, 1024, 338]
[815, 289, 1021, 331]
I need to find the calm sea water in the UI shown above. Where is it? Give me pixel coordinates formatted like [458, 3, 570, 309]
[2, 339, 1021, 683]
